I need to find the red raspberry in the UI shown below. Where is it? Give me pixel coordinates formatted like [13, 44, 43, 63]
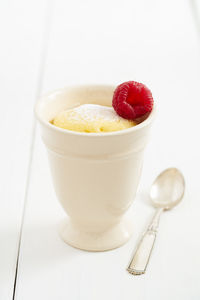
[112, 81, 154, 120]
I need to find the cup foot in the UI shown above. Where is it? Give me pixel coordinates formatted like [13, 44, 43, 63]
[59, 218, 133, 251]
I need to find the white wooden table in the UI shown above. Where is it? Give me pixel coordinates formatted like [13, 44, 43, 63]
[1, 0, 200, 299]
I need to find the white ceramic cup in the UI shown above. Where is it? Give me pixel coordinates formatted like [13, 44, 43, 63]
[35, 85, 155, 251]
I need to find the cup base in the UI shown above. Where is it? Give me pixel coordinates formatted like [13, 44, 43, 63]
[59, 218, 133, 251]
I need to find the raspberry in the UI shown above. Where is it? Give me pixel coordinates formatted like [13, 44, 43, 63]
[112, 81, 153, 120]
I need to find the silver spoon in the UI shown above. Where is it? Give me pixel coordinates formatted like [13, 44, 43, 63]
[127, 168, 185, 275]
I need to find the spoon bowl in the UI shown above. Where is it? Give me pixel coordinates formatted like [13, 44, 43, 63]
[150, 168, 185, 210]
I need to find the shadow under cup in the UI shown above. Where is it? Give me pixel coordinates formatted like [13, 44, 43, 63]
[35, 85, 155, 251]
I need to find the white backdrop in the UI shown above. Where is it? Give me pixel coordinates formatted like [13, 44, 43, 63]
[0, 0, 200, 299]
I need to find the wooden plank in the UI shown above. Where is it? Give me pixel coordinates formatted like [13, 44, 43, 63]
[0, 1, 48, 299]
[16, 0, 200, 299]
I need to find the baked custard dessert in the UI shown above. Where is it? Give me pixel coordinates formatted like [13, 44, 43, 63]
[52, 104, 136, 133]
[52, 81, 154, 133]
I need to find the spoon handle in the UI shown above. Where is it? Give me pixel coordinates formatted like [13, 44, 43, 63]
[127, 208, 163, 275]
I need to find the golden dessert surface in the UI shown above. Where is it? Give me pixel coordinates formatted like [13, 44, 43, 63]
[52, 104, 136, 133]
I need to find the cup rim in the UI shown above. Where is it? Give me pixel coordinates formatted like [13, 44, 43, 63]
[35, 84, 156, 137]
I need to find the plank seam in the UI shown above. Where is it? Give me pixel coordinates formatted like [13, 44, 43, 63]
[12, 1, 54, 299]
[189, 0, 200, 37]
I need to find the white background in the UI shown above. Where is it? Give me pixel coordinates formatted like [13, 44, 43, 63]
[0, 0, 200, 299]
